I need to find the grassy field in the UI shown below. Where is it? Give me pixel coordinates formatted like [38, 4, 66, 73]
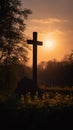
[0, 87, 73, 129]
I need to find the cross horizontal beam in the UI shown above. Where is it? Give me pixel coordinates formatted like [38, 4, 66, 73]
[27, 40, 43, 46]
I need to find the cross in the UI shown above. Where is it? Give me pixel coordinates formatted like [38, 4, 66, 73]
[27, 32, 43, 87]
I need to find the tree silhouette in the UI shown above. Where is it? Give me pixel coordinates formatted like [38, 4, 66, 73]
[0, 0, 32, 90]
[0, 0, 32, 64]
[63, 50, 73, 64]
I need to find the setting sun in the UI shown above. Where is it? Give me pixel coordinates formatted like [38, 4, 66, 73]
[43, 39, 55, 50]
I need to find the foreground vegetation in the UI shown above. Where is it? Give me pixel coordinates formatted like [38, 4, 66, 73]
[0, 90, 73, 111]
[0, 90, 73, 128]
[17, 91, 73, 110]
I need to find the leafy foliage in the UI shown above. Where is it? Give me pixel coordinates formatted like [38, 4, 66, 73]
[0, 0, 32, 64]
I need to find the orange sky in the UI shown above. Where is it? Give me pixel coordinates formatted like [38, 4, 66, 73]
[22, 0, 73, 66]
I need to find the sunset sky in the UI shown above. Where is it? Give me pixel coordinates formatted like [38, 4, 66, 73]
[22, 0, 73, 66]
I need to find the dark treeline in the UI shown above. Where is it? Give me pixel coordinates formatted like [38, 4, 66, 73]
[38, 50, 73, 87]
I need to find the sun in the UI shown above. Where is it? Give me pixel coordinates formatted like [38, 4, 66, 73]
[44, 39, 55, 50]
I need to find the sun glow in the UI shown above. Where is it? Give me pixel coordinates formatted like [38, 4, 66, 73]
[43, 39, 55, 50]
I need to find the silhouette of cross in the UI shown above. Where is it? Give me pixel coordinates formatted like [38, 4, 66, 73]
[27, 32, 43, 87]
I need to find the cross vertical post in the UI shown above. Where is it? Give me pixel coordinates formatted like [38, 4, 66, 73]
[27, 32, 43, 87]
[33, 32, 37, 86]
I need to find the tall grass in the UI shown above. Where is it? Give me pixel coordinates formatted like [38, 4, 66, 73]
[17, 91, 73, 110]
[0, 87, 73, 111]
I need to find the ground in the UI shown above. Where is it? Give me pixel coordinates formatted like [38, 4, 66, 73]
[0, 89, 73, 129]
[0, 105, 73, 129]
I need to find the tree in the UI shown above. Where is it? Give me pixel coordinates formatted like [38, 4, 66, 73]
[0, 0, 32, 64]
[63, 50, 73, 64]
[0, 0, 32, 92]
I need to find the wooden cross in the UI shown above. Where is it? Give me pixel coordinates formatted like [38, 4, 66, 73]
[27, 32, 43, 87]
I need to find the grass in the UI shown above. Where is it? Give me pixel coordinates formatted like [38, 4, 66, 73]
[0, 90, 73, 110]
[19, 91, 73, 109]
[0, 89, 73, 129]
